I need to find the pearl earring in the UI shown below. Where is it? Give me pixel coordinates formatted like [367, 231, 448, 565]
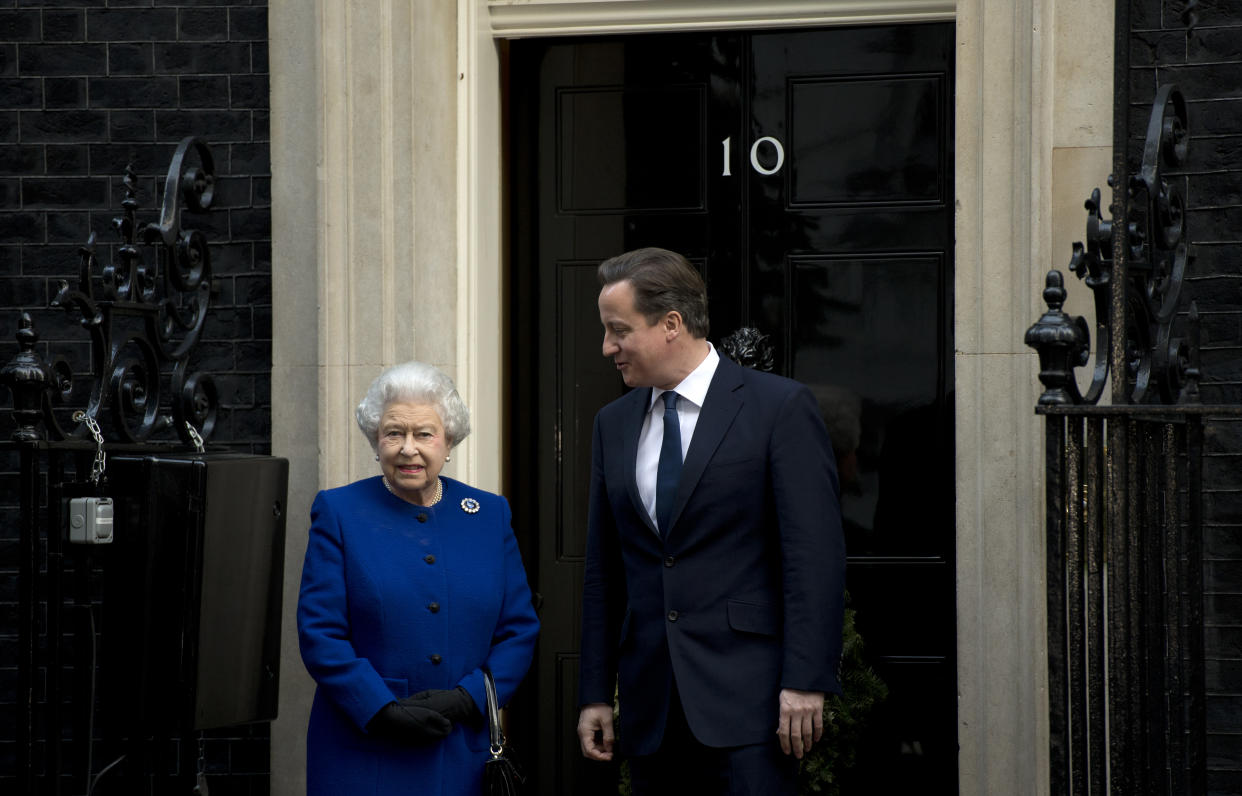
[445, 454, 451, 463]
[374, 454, 379, 461]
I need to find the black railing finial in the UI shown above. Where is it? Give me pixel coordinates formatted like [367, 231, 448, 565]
[1029, 87, 1195, 406]
[1025, 271, 1090, 406]
[0, 313, 54, 441]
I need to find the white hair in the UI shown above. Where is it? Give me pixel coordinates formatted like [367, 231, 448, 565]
[355, 361, 471, 451]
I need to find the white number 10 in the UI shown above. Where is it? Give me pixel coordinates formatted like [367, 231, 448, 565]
[721, 136, 786, 177]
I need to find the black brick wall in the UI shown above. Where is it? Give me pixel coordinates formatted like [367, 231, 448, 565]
[1132, 2, 1242, 793]
[0, 1, 271, 794]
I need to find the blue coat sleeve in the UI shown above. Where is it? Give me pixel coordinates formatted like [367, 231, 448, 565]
[296, 491, 396, 731]
[455, 497, 540, 712]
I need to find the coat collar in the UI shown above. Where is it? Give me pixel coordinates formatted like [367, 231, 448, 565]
[668, 355, 745, 535]
[622, 355, 747, 538]
[621, 388, 654, 534]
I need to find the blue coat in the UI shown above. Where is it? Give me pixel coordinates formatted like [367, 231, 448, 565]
[298, 476, 539, 796]
[580, 355, 846, 754]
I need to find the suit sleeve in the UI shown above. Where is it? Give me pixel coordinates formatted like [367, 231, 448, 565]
[579, 413, 628, 706]
[296, 491, 396, 730]
[458, 497, 541, 712]
[769, 385, 846, 695]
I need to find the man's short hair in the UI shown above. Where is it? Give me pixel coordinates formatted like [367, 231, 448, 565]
[597, 247, 710, 338]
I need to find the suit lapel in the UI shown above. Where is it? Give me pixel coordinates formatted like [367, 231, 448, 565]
[621, 387, 659, 536]
[667, 357, 745, 535]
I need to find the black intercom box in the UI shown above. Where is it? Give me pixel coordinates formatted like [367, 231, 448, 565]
[100, 453, 288, 731]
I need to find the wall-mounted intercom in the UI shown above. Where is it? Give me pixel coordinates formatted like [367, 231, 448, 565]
[68, 496, 114, 544]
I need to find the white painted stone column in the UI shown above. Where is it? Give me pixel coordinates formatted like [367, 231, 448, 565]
[954, 0, 1051, 793]
[1052, 2, 1114, 342]
[954, 0, 1111, 792]
[269, 2, 466, 793]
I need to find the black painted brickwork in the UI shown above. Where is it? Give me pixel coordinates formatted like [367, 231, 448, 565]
[0, 2, 271, 795]
[1131, 2, 1242, 793]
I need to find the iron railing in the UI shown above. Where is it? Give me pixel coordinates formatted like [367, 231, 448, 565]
[0, 139, 219, 796]
[1037, 404, 1229, 794]
[1025, 3, 1223, 781]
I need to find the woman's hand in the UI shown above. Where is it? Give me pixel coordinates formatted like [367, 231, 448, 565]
[366, 701, 452, 744]
[403, 687, 477, 723]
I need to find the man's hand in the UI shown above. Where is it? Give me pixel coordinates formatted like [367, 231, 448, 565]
[577, 703, 616, 761]
[776, 688, 824, 759]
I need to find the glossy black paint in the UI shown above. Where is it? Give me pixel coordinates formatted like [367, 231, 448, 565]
[511, 23, 956, 795]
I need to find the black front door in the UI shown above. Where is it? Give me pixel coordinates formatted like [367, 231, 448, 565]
[510, 23, 956, 795]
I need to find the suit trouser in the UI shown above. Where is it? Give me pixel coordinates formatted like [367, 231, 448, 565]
[627, 680, 798, 796]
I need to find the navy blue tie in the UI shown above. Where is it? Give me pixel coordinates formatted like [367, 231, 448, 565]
[656, 391, 682, 535]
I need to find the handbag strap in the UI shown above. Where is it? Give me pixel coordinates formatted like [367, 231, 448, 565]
[483, 668, 505, 758]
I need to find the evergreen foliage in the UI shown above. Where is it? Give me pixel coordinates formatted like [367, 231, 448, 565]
[797, 603, 887, 794]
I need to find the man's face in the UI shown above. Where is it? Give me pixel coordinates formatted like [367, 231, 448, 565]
[598, 280, 671, 388]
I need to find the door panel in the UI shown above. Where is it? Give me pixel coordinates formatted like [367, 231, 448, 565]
[511, 23, 956, 795]
[559, 260, 617, 561]
[559, 87, 705, 211]
[788, 76, 946, 205]
[512, 34, 745, 795]
[748, 27, 956, 792]
[783, 253, 943, 426]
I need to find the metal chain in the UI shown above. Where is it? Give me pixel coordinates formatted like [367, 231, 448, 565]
[73, 411, 107, 486]
[185, 421, 205, 453]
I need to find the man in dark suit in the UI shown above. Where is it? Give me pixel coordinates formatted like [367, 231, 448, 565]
[577, 247, 846, 795]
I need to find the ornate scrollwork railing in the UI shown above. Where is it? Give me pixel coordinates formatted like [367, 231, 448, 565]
[0, 136, 219, 445]
[1026, 85, 1198, 405]
[1029, 77, 1214, 795]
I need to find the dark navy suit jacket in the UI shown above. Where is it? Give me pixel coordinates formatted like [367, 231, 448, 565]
[579, 353, 846, 754]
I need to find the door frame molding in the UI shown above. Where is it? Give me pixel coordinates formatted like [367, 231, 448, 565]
[465, 1, 1047, 793]
[488, 0, 954, 37]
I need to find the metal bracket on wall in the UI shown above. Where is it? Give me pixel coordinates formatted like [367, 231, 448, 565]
[0, 136, 220, 446]
[1025, 85, 1199, 407]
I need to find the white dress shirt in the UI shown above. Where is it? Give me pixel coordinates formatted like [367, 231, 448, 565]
[636, 341, 720, 528]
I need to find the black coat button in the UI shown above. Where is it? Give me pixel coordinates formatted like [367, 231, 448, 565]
[667, 610, 679, 622]
[424, 554, 435, 564]
[417, 513, 428, 523]
[428, 602, 440, 613]
[430, 654, 442, 665]
[664, 556, 675, 567]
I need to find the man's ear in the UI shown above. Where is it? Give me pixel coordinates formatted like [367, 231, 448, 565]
[662, 310, 684, 339]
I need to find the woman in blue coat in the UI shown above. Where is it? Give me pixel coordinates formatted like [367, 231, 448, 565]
[297, 361, 540, 796]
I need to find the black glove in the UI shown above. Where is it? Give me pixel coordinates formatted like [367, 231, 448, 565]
[366, 701, 452, 744]
[402, 686, 478, 724]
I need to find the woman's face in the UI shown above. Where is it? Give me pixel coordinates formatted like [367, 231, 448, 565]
[377, 401, 450, 505]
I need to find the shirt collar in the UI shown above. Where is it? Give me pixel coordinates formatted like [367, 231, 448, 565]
[651, 341, 719, 411]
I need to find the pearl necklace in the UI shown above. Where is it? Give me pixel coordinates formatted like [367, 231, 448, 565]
[382, 475, 443, 507]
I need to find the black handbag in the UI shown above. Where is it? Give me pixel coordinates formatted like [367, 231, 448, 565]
[482, 669, 526, 796]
